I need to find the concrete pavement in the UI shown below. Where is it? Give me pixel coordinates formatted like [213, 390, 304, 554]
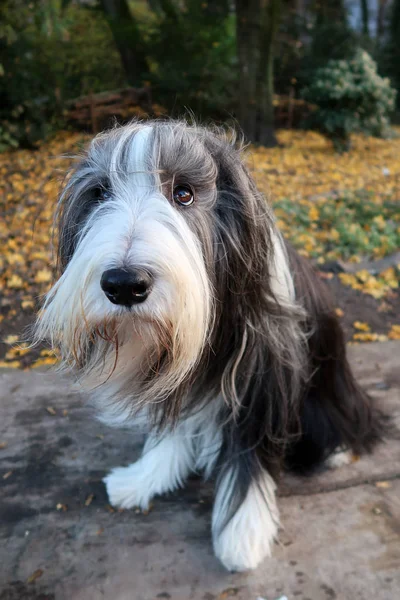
[0, 342, 399, 600]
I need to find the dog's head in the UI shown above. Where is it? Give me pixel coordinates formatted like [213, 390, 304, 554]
[36, 120, 301, 424]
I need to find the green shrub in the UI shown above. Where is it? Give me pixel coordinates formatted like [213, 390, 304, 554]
[0, 1, 125, 151]
[302, 50, 397, 152]
[0, 2, 59, 149]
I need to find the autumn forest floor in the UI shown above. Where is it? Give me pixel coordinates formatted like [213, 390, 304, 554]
[0, 127, 399, 368]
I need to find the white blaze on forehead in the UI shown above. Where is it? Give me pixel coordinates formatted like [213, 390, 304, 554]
[109, 125, 154, 190]
[127, 126, 154, 188]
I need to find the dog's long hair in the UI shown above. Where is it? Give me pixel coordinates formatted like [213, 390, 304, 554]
[34, 120, 383, 504]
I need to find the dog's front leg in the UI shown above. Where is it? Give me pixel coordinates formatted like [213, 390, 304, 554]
[212, 458, 279, 572]
[104, 428, 194, 510]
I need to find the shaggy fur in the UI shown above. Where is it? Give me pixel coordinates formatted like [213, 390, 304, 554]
[34, 120, 383, 571]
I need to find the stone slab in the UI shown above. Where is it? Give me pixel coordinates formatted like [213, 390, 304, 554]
[0, 342, 399, 600]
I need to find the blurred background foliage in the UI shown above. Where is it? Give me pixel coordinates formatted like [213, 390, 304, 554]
[0, 0, 399, 151]
[1, 0, 400, 361]
[302, 49, 397, 151]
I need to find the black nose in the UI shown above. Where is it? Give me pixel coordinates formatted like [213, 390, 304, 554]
[100, 268, 153, 307]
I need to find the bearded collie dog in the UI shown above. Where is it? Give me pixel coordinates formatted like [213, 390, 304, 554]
[34, 120, 383, 571]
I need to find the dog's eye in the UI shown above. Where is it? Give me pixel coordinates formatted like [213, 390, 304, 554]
[93, 186, 112, 202]
[102, 190, 112, 201]
[173, 185, 194, 207]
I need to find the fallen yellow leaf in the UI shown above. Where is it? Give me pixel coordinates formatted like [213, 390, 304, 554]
[388, 324, 400, 340]
[6, 274, 24, 289]
[0, 360, 21, 368]
[353, 321, 371, 332]
[3, 335, 19, 345]
[34, 269, 52, 284]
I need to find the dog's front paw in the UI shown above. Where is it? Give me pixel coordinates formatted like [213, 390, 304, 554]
[103, 464, 150, 510]
[212, 470, 279, 571]
[212, 503, 279, 571]
[213, 522, 277, 572]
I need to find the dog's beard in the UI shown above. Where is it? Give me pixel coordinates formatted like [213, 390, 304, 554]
[35, 192, 213, 421]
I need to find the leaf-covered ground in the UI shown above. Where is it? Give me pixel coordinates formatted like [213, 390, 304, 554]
[0, 128, 399, 369]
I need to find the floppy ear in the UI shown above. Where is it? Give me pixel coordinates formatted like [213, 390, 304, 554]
[204, 134, 276, 304]
[56, 158, 107, 273]
[200, 132, 308, 476]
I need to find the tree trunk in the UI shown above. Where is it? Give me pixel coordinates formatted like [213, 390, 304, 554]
[235, 0, 280, 146]
[235, 0, 261, 141]
[376, 0, 388, 42]
[386, 0, 400, 95]
[389, 0, 400, 42]
[100, 0, 148, 86]
[360, 0, 369, 36]
[257, 0, 280, 146]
